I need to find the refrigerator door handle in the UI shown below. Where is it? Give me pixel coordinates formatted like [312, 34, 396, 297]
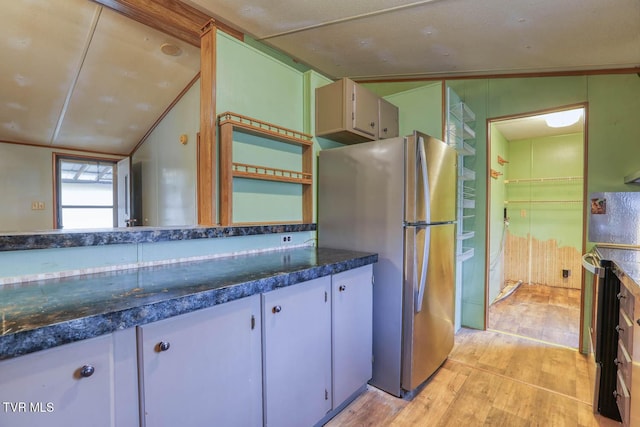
[418, 135, 431, 224]
[415, 226, 431, 313]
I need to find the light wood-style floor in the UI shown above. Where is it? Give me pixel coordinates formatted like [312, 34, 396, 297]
[325, 328, 621, 427]
[489, 283, 582, 349]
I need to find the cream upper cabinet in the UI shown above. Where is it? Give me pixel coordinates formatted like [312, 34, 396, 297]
[378, 97, 400, 139]
[316, 77, 398, 144]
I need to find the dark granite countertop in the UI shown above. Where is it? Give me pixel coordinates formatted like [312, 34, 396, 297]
[595, 245, 640, 299]
[0, 223, 316, 251]
[0, 246, 376, 360]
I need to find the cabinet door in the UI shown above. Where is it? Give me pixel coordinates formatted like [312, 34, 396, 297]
[0, 333, 122, 427]
[378, 97, 399, 139]
[263, 276, 332, 427]
[352, 83, 379, 138]
[139, 295, 262, 427]
[332, 265, 374, 406]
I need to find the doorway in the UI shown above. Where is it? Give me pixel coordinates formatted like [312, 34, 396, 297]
[486, 106, 586, 350]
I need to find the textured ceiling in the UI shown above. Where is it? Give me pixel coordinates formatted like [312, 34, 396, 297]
[188, 0, 640, 80]
[0, 0, 200, 155]
[2, 0, 637, 154]
[493, 108, 585, 142]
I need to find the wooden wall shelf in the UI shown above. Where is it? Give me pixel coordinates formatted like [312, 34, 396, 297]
[232, 163, 312, 184]
[218, 112, 314, 226]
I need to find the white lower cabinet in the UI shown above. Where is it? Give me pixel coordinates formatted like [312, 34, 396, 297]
[138, 294, 262, 427]
[0, 329, 138, 427]
[262, 276, 332, 427]
[332, 265, 373, 407]
[1, 267, 374, 427]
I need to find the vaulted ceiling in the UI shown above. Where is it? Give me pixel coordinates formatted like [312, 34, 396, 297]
[187, 0, 640, 80]
[0, 0, 200, 155]
[1, 0, 638, 155]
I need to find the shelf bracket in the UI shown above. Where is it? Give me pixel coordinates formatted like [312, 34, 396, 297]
[497, 155, 509, 166]
[491, 169, 503, 179]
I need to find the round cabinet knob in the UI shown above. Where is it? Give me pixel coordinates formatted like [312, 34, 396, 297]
[157, 341, 171, 352]
[339, 285, 347, 292]
[614, 358, 622, 366]
[272, 305, 282, 314]
[383, 128, 388, 133]
[637, 318, 640, 326]
[370, 122, 375, 128]
[615, 325, 624, 334]
[79, 365, 95, 378]
[613, 390, 621, 399]
[617, 292, 626, 300]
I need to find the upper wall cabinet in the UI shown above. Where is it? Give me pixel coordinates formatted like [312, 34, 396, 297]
[316, 78, 399, 144]
[378, 97, 400, 140]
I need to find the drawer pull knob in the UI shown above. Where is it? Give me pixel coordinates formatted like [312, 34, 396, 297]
[617, 292, 626, 300]
[79, 365, 95, 378]
[370, 122, 375, 128]
[339, 285, 347, 292]
[615, 325, 624, 334]
[157, 341, 171, 352]
[613, 390, 621, 399]
[272, 305, 282, 314]
[614, 358, 622, 366]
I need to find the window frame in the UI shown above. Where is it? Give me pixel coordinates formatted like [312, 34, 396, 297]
[53, 153, 118, 230]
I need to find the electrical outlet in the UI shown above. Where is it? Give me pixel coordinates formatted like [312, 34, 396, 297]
[281, 234, 292, 243]
[562, 269, 571, 278]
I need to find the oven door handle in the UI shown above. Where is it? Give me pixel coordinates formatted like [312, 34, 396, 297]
[582, 252, 604, 277]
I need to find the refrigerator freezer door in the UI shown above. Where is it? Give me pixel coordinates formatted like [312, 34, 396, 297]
[405, 132, 457, 225]
[402, 223, 455, 391]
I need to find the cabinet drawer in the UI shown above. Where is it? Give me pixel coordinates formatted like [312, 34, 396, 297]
[615, 370, 630, 427]
[617, 339, 632, 389]
[618, 284, 635, 321]
[618, 309, 634, 353]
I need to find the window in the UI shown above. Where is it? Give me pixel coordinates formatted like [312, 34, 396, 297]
[55, 155, 116, 229]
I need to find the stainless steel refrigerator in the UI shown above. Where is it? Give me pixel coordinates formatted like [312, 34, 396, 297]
[318, 131, 457, 397]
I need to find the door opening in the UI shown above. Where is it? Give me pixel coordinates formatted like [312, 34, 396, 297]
[486, 106, 587, 351]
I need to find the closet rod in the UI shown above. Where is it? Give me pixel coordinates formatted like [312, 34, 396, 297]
[504, 176, 583, 184]
[504, 200, 582, 204]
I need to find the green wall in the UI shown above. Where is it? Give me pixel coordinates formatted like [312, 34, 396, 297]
[448, 74, 640, 330]
[506, 133, 583, 248]
[488, 125, 509, 304]
[135, 32, 341, 226]
[383, 82, 443, 139]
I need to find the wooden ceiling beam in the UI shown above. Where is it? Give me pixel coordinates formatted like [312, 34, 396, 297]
[91, 0, 243, 47]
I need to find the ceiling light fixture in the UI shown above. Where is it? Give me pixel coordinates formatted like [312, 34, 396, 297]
[160, 43, 182, 57]
[543, 108, 583, 128]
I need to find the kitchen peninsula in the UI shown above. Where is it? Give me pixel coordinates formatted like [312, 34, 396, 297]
[0, 225, 377, 427]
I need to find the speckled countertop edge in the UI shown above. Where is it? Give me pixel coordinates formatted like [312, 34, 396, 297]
[0, 223, 316, 251]
[0, 247, 376, 360]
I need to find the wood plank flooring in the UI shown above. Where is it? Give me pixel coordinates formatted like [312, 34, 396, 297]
[325, 329, 621, 427]
[488, 283, 582, 348]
